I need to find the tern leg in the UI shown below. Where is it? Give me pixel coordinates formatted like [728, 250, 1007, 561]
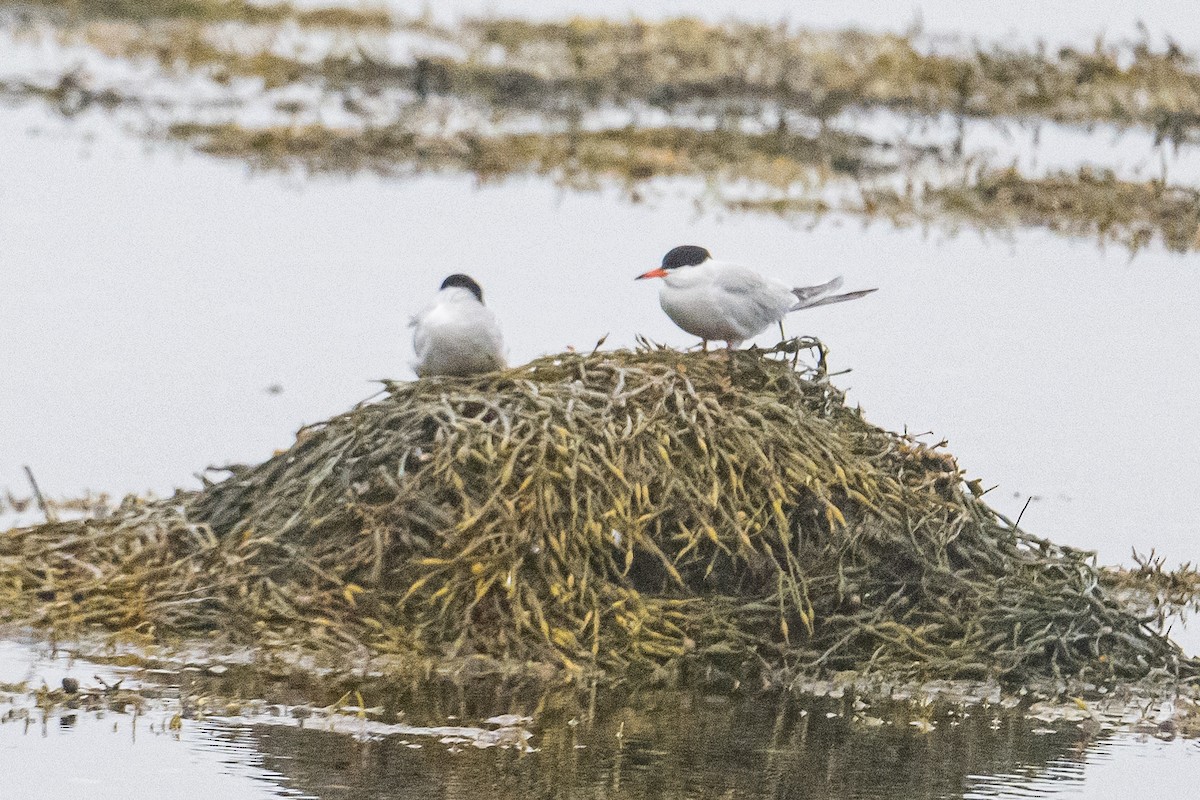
[778, 320, 787, 342]
[723, 340, 739, 380]
[702, 339, 709, 353]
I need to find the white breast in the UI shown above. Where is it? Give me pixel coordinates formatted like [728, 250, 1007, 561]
[410, 288, 506, 377]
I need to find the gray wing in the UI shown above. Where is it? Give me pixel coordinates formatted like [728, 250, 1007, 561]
[712, 265, 795, 335]
[450, 302, 507, 369]
[409, 302, 435, 362]
[477, 306, 507, 367]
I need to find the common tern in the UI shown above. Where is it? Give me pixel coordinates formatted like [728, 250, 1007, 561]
[410, 274, 506, 377]
[636, 245, 876, 349]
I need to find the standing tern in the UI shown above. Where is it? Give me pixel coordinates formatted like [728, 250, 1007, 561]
[410, 274, 506, 377]
[636, 245, 876, 349]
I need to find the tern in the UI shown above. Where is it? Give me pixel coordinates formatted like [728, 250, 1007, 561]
[636, 245, 876, 349]
[410, 274, 506, 377]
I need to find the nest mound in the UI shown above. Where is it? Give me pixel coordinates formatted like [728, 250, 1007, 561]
[0, 343, 1187, 683]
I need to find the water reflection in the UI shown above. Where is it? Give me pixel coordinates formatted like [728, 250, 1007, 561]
[219, 690, 1094, 800]
[3, 4, 1200, 800]
[964, 735, 1200, 799]
[0, 706, 289, 800]
[6, 636, 1200, 799]
[3, 97, 1198, 566]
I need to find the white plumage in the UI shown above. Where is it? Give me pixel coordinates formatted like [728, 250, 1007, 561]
[410, 275, 506, 377]
[638, 246, 876, 348]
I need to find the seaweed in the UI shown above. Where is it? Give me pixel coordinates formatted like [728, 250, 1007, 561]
[166, 121, 899, 186]
[1, 343, 1189, 685]
[925, 166, 1200, 252]
[738, 166, 1200, 253]
[7, 6, 1200, 251]
[15, 0, 391, 27]
[167, 121, 1200, 252]
[12, 4, 1200, 134]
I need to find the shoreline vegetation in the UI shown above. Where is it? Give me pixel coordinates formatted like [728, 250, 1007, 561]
[4, 0, 1200, 721]
[3, 1, 1200, 249]
[2, 345, 1197, 697]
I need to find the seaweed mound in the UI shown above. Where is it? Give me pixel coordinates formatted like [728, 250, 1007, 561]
[0, 342, 1187, 683]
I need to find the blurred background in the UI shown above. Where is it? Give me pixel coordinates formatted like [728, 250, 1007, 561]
[2, 0, 1198, 570]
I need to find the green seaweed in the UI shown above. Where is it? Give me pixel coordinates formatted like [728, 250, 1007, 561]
[17, 0, 391, 27]
[1, 343, 1189, 685]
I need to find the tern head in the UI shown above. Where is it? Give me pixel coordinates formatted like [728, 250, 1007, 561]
[636, 245, 711, 280]
[440, 273, 484, 303]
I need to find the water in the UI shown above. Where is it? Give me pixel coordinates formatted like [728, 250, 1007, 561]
[3, 637, 1200, 800]
[2, 101, 1198, 567]
[3, 3, 1200, 793]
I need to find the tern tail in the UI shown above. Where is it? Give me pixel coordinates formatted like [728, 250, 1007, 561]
[790, 276, 842, 306]
[790, 277, 877, 311]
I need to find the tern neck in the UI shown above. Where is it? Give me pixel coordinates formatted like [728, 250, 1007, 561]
[439, 286, 484, 304]
[661, 262, 709, 287]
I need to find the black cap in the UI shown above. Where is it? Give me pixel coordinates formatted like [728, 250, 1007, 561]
[661, 245, 711, 270]
[440, 273, 483, 303]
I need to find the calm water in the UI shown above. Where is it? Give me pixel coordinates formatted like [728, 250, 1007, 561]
[3, 637, 1200, 800]
[3, 2, 1200, 792]
[1, 102, 1197, 567]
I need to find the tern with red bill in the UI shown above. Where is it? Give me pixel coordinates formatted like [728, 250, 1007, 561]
[636, 245, 877, 349]
[410, 274, 506, 377]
